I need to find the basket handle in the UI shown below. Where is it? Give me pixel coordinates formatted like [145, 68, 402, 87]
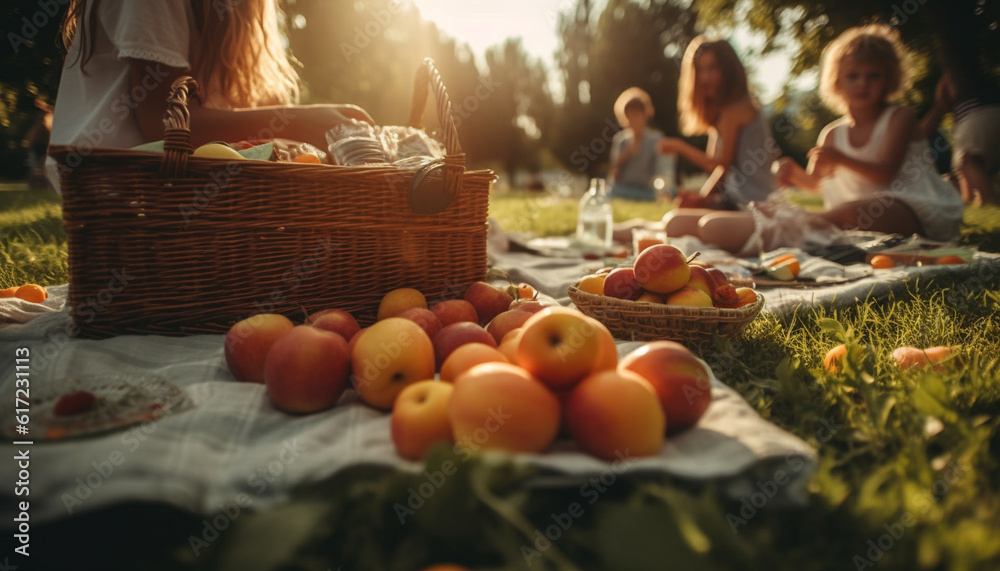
[160, 76, 200, 178]
[408, 58, 465, 196]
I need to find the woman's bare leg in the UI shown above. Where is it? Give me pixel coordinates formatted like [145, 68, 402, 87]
[663, 208, 717, 239]
[818, 198, 923, 236]
[697, 212, 757, 253]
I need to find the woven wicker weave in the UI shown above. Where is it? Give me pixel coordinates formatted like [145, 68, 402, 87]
[568, 284, 765, 343]
[49, 59, 494, 338]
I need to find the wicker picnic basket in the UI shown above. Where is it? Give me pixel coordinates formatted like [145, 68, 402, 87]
[49, 59, 494, 338]
[567, 283, 765, 343]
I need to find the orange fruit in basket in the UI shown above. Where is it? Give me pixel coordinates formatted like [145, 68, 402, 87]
[14, 284, 48, 303]
[936, 255, 965, 265]
[869, 255, 895, 269]
[577, 274, 607, 296]
[293, 153, 321, 164]
[0, 287, 18, 298]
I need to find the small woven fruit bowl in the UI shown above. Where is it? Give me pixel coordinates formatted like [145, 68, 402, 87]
[567, 284, 765, 343]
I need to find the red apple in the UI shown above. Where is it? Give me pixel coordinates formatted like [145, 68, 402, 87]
[351, 318, 436, 410]
[485, 309, 533, 345]
[264, 326, 351, 413]
[619, 341, 712, 433]
[391, 380, 454, 460]
[307, 309, 361, 341]
[705, 267, 739, 306]
[430, 299, 479, 327]
[565, 369, 665, 460]
[225, 313, 295, 383]
[433, 322, 498, 369]
[603, 268, 643, 301]
[508, 299, 548, 314]
[463, 282, 514, 326]
[633, 244, 690, 295]
[397, 307, 444, 340]
[450, 363, 560, 454]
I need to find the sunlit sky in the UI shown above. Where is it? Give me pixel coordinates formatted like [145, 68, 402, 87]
[408, 0, 801, 103]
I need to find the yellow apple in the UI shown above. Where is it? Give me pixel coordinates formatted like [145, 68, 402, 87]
[377, 288, 427, 321]
[391, 380, 454, 460]
[351, 317, 435, 410]
[516, 307, 605, 390]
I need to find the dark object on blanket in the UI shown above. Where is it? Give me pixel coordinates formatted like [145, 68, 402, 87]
[48, 59, 493, 338]
[808, 234, 909, 265]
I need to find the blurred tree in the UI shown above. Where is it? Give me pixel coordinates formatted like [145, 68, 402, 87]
[1, 0, 66, 179]
[481, 39, 553, 184]
[550, 0, 699, 177]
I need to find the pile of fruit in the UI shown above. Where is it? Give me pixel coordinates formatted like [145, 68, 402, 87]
[576, 244, 757, 308]
[0, 284, 48, 303]
[224, 281, 713, 461]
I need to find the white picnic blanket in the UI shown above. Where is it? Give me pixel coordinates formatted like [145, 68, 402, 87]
[0, 278, 817, 525]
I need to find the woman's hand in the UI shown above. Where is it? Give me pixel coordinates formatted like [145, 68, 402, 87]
[807, 146, 842, 178]
[772, 157, 799, 187]
[658, 137, 681, 155]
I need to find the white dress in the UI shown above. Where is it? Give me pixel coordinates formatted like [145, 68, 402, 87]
[820, 106, 964, 241]
[45, 0, 197, 192]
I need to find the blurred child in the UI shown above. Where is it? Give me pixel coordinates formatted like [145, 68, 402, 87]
[773, 24, 963, 241]
[607, 87, 663, 202]
[658, 37, 778, 252]
[47, 0, 371, 190]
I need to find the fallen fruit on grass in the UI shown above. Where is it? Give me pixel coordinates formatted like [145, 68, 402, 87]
[53, 391, 99, 417]
[619, 341, 712, 434]
[14, 284, 48, 303]
[377, 288, 428, 321]
[892, 346, 955, 371]
[439, 343, 509, 382]
[517, 307, 609, 390]
[450, 362, 560, 454]
[576, 273, 607, 296]
[603, 268, 643, 301]
[391, 380, 454, 460]
[823, 344, 848, 373]
[265, 326, 352, 414]
[225, 313, 295, 383]
[463, 282, 514, 326]
[307, 309, 361, 342]
[432, 322, 498, 369]
[633, 244, 690, 294]
[565, 369, 665, 460]
[351, 318, 435, 410]
[870, 255, 895, 269]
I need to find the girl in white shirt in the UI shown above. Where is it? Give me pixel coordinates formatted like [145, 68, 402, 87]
[48, 0, 371, 189]
[773, 24, 963, 241]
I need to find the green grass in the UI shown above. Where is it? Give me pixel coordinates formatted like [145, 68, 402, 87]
[0, 186, 66, 288]
[7, 186, 1000, 570]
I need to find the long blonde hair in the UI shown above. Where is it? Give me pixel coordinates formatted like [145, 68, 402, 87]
[677, 36, 750, 135]
[61, 0, 300, 108]
[819, 24, 910, 115]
